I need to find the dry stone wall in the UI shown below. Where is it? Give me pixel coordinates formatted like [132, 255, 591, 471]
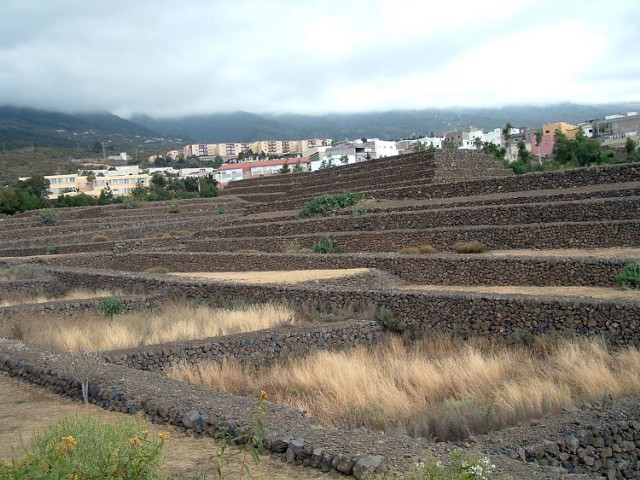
[185, 219, 640, 252]
[103, 321, 381, 371]
[194, 197, 640, 239]
[36, 251, 634, 288]
[46, 268, 640, 347]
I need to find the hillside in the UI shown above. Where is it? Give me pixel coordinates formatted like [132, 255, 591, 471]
[131, 102, 640, 143]
[0, 106, 179, 151]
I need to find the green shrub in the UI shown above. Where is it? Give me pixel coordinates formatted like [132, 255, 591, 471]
[97, 298, 125, 317]
[616, 262, 640, 289]
[351, 206, 369, 217]
[453, 242, 488, 254]
[213, 208, 225, 215]
[37, 209, 57, 226]
[0, 415, 167, 479]
[298, 191, 362, 218]
[46, 246, 57, 255]
[168, 203, 180, 214]
[313, 237, 341, 254]
[122, 197, 136, 209]
[91, 234, 110, 243]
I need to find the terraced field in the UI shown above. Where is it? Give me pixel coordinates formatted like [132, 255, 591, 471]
[1, 149, 640, 479]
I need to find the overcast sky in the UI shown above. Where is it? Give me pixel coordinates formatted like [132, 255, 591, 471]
[0, 0, 638, 118]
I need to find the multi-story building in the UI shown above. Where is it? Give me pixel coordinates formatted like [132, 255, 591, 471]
[591, 112, 640, 146]
[23, 172, 151, 199]
[217, 157, 311, 185]
[183, 138, 332, 159]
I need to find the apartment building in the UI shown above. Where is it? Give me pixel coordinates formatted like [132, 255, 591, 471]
[182, 138, 332, 159]
[23, 172, 151, 199]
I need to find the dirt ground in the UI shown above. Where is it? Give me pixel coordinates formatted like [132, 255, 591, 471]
[0, 373, 335, 479]
[398, 284, 640, 300]
[170, 268, 370, 284]
[489, 247, 640, 259]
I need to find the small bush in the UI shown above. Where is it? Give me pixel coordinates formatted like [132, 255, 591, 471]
[370, 450, 495, 480]
[313, 237, 341, 254]
[46, 246, 57, 255]
[616, 262, 640, 289]
[37, 209, 57, 226]
[0, 415, 168, 479]
[418, 244, 438, 254]
[144, 267, 169, 274]
[213, 208, 225, 215]
[91, 234, 110, 243]
[168, 203, 180, 213]
[375, 306, 406, 333]
[351, 206, 369, 217]
[298, 191, 362, 218]
[284, 240, 313, 254]
[453, 241, 488, 254]
[122, 197, 136, 209]
[97, 298, 125, 317]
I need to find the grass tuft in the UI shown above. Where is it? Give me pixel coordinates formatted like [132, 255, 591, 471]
[453, 241, 488, 254]
[91, 234, 110, 243]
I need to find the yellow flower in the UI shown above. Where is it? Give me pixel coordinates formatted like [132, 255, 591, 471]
[158, 432, 170, 441]
[63, 436, 78, 448]
[129, 437, 142, 446]
[260, 390, 268, 400]
[141, 430, 149, 439]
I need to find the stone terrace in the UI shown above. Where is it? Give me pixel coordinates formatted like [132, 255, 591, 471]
[1, 154, 640, 479]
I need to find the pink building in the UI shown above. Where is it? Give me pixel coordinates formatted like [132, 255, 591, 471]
[530, 133, 555, 156]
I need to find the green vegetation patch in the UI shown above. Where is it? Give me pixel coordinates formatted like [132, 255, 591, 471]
[298, 191, 362, 218]
[616, 262, 640, 289]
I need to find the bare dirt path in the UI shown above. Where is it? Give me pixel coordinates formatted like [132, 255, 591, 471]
[398, 284, 640, 300]
[0, 373, 334, 479]
[170, 268, 370, 284]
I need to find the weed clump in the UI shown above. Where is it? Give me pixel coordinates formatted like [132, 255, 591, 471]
[91, 234, 110, 242]
[399, 245, 437, 255]
[298, 191, 362, 218]
[37, 209, 57, 226]
[453, 241, 488, 254]
[0, 415, 167, 479]
[168, 203, 180, 213]
[97, 298, 125, 317]
[313, 237, 341, 254]
[616, 262, 640, 289]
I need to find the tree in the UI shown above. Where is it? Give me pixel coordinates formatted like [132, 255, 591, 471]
[517, 140, 531, 163]
[151, 172, 167, 188]
[339, 155, 349, 165]
[473, 137, 483, 150]
[625, 137, 638, 161]
[443, 139, 457, 150]
[278, 161, 291, 174]
[535, 131, 543, 165]
[293, 160, 304, 173]
[413, 141, 426, 152]
[361, 137, 368, 143]
[93, 142, 102, 153]
[502, 123, 513, 160]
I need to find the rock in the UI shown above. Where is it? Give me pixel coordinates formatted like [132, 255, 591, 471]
[563, 404, 581, 413]
[285, 438, 304, 463]
[353, 455, 385, 479]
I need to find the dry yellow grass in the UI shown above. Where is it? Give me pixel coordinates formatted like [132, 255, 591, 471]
[6, 302, 295, 352]
[0, 289, 116, 308]
[170, 268, 369, 284]
[168, 336, 640, 440]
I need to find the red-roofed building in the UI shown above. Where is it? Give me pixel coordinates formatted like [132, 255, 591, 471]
[217, 157, 311, 186]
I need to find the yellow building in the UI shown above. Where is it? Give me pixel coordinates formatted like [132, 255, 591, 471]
[23, 173, 151, 199]
[542, 122, 577, 136]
